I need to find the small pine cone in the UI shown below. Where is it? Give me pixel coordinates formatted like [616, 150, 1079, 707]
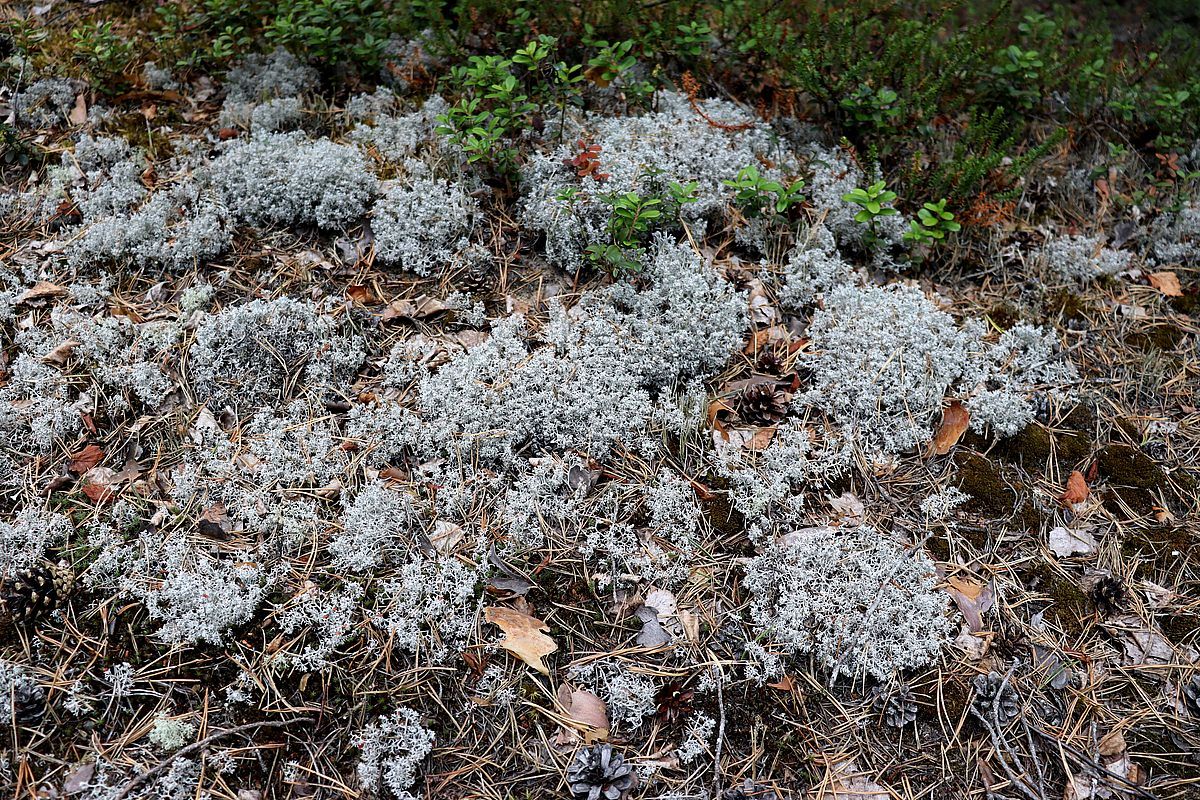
[735, 383, 787, 425]
[2, 560, 76, 623]
[10, 678, 46, 723]
[455, 245, 497, 297]
[654, 679, 694, 724]
[872, 683, 918, 728]
[755, 347, 785, 374]
[568, 743, 636, 800]
[1090, 575, 1126, 616]
[971, 671, 1021, 726]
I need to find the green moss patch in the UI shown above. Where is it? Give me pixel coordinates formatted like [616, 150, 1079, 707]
[952, 450, 1044, 531]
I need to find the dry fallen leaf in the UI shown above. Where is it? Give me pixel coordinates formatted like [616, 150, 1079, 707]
[1062, 470, 1090, 505]
[17, 280, 66, 305]
[485, 606, 557, 675]
[381, 294, 449, 322]
[66, 444, 105, 475]
[42, 339, 79, 366]
[766, 675, 794, 691]
[1098, 729, 1126, 759]
[555, 684, 609, 744]
[80, 466, 119, 503]
[945, 576, 995, 633]
[69, 94, 88, 126]
[1147, 270, 1183, 297]
[928, 400, 970, 456]
[346, 284, 377, 305]
[829, 491, 864, 523]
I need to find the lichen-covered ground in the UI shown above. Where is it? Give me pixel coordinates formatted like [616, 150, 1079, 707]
[1, 4, 1199, 799]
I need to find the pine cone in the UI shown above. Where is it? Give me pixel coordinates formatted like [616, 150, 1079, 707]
[568, 744, 636, 800]
[2, 560, 76, 622]
[654, 679, 694, 724]
[872, 683, 918, 728]
[755, 347, 785, 375]
[971, 672, 1020, 726]
[735, 383, 786, 425]
[10, 677, 46, 723]
[1090, 575, 1126, 615]
[454, 245, 497, 297]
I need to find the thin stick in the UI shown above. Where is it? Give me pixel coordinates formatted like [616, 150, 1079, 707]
[114, 717, 313, 800]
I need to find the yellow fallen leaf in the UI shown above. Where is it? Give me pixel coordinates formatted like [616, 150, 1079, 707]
[485, 606, 557, 675]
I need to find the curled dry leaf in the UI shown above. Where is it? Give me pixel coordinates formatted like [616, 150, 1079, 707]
[42, 339, 79, 366]
[928, 400, 970, 456]
[1061, 470, 1090, 505]
[17, 281, 66, 305]
[945, 575, 994, 633]
[345, 284, 377, 305]
[555, 684, 610, 745]
[381, 294, 450, 322]
[485, 606, 557, 675]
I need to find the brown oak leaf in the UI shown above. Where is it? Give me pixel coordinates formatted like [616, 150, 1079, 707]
[485, 606, 557, 675]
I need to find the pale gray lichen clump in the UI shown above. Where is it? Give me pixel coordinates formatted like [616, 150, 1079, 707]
[373, 554, 481, 660]
[799, 282, 1077, 454]
[1039, 232, 1132, 281]
[331, 482, 420, 572]
[745, 525, 950, 681]
[142, 541, 268, 646]
[1147, 200, 1200, 266]
[0, 353, 85, 457]
[351, 237, 745, 467]
[187, 297, 365, 409]
[0, 509, 72, 574]
[349, 95, 449, 162]
[371, 176, 481, 274]
[210, 132, 378, 229]
[62, 134, 233, 270]
[11, 77, 78, 128]
[354, 706, 435, 800]
[219, 47, 319, 129]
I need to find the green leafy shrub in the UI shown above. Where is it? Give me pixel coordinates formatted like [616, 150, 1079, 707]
[903, 199, 961, 245]
[842, 180, 898, 246]
[724, 164, 805, 219]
